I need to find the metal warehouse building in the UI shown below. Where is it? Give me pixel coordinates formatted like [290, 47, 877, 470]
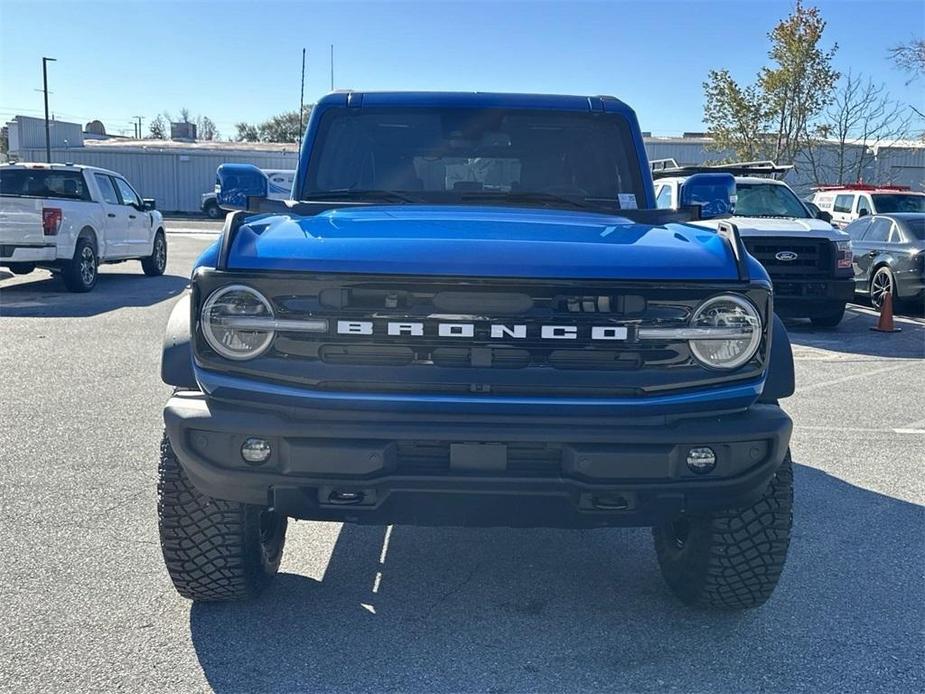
[6, 114, 924, 212]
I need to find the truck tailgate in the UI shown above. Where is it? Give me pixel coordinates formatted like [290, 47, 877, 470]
[0, 196, 46, 245]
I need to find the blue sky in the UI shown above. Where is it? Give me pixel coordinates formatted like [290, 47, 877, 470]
[1, 0, 923, 138]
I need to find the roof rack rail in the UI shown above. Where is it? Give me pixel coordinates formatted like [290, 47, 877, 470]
[811, 183, 912, 192]
[650, 160, 793, 179]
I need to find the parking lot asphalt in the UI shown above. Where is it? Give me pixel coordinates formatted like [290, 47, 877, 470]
[1, 232, 923, 693]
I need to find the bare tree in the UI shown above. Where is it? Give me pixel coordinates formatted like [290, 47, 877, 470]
[889, 39, 925, 82]
[196, 115, 220, 141]
[148, 114, 167, 139]
[801, 71, 915, 184]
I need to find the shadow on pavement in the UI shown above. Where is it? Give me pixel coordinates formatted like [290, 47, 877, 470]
[786, 307, 925, 360]
[189, 464, 924, 693]
[0, 272, 188, 318]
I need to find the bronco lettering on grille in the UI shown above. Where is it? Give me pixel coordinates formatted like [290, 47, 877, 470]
[336, 321, 629, 341]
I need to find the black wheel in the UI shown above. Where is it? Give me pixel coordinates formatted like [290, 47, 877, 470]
[204, 203, 224, 219]
[141, 231, 167, 276]
[61, 238, 98, 292]
[810, 305, 845, 328]
[157, 432, 287, 601]
[870, 266, 895, 309]
[6, 262, 36, 275]
[653, 452, 793, 609]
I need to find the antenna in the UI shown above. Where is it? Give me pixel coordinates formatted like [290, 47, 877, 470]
[298, 48, 306, 141]
[330, 44, 334, 91]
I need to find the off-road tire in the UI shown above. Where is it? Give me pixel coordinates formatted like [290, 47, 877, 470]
[157, 433, 287, 601]
[61, 238, 98, 292]
[141, 231, 167, 276]
[653, 452, 793, 610]
[810, 305, 845, 328]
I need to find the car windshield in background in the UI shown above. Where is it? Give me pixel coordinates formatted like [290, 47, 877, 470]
[902, 217, 925, 240]
[0, 168, 91, 201]
[872, 194, 925, 213]
[302, 107, 645, 212]
[734, 182, 809, 218]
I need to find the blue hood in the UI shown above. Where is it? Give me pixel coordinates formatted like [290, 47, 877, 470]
[221, 205, 742, 281]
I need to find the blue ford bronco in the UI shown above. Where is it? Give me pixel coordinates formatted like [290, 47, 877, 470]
[158, 92, 795, 609]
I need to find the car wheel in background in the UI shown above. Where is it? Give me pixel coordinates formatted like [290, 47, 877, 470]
[61, 238, 98, 292]
[141, 231, 167, 276]
[810, 304, 845, 328]
[869, 266, 896, 309]
[204, 203, 223, 219]
[6, 263, 36, 275]
[652, 452, 793, 610]
[157, 432, 287, 601]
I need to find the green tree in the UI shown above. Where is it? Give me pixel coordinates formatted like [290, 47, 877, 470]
[233, 106, 312, 143]
[703, 2, 839, 163]
[234, 122, 260, 142]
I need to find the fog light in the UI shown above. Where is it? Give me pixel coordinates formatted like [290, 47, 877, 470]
[241, 437, 271, 465]
[686, 447, 716, 474]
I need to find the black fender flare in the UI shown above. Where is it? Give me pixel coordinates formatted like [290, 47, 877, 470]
[161, 293, 197, 389]
[759, 314, 795, 402]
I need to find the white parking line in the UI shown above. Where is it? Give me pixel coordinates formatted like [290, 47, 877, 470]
[796, 363, 910, 393]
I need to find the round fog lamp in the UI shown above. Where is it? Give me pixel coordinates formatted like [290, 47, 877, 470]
[241, 437, 272, 465]
[686, 447, 716, 474]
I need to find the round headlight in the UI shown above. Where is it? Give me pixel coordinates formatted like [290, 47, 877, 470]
[201, 284, 275, 360]
[689, 294, 762, 370]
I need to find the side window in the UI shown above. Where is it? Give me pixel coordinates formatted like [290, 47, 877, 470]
[856, 195, 871, 215]
[845, 218, 871, 241]
[833, 194, 854, 214]
[887, 223, 902, 243]
[655, 184, 673, 209]
[866, 218, 891, 243]
[94, 174, 120, 205]
[113, 177, 141, 207]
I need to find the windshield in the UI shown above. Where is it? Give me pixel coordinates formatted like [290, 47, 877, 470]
[734, 182, 809, 218]
[302, 107, 646, 212]
[872, 194, 925, 213]
[902, 217, 925, 240]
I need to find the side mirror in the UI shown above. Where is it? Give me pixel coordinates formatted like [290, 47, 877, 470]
[817, 210, 832, 223]
[142, 198, 156, 211]
[858, 209, 869, 218]
[217, 164, 268, 211]
[679, 173, 736, 220]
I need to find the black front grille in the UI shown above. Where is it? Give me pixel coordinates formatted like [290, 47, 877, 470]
[743, 237, 834, 277]
[193, 271, 771, 398]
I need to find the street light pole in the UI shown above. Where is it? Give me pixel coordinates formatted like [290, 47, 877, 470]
[42, 57, 57, 163]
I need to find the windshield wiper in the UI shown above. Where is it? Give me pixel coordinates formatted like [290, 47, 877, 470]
[306, 189, 421, 203]
[459, 191, 598, 210]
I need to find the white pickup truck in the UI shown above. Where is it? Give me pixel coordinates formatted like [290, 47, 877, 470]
[0, 163, 167, 292]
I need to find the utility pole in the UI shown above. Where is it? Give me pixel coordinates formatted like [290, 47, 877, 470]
[298, 48, 306, 141]
[42, 57, 56, 163]
[330, 44, 334, 91]
[134, 115, 144, 139]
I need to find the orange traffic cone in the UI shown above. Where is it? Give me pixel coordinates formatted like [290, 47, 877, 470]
[871, 291, 902, 333]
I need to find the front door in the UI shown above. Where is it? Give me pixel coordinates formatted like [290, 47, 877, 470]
[112, 177, 152, 257]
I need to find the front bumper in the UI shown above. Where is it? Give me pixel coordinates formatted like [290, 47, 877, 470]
[772, 277, 854, 317]
[164, 393, 793, 528]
